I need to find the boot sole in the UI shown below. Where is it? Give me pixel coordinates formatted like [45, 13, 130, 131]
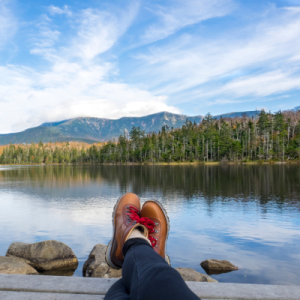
[105, 195, 126, 270]
[143, 199, 171, 265]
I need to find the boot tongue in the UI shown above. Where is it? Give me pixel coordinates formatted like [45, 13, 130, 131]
[126, 206, 157, 248]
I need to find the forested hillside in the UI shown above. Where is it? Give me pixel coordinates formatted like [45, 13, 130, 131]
[0, 111, 260, 145]
[1, 110, 300, 164]
[0, 112, 203, 145]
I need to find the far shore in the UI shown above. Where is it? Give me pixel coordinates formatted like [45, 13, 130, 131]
[0, 160, 299, 167]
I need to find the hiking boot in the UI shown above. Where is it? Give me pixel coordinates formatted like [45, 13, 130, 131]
[140, 200, 170, 264]
[105, 193, 148, 269]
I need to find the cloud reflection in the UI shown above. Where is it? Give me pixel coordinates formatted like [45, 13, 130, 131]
[0, 164, 300, 283]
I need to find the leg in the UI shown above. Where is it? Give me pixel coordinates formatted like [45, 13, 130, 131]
[122, 238, 199, 300]
[105, 278, 130, 300]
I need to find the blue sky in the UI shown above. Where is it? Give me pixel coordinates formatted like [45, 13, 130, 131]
[0, 0, 300, 133]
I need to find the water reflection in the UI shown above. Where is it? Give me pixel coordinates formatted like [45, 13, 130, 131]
[203, 269, 237, 276]
[0, 164, 300, 285]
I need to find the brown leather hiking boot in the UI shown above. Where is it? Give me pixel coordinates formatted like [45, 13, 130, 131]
[105, 193, 148, 270]
[140, 200, 170, 264]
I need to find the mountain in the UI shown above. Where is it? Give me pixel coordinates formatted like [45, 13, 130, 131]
[0, 108, 296, 145]
[0, 112, 203, 145]
[213, 110, 258, 119]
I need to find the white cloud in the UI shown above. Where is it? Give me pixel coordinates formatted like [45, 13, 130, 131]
[0, 0, 17, 48]
[2, 1, 300, 134]
[0, 59, 179, 133]
[47, 5, 72, 16]
[72, 3, 139, 60]
[207, 99, 243, 106]
[212, 70, 300, 98]
[142, 0, 234, 43]
[134, 5, 300, 103]
[0, 2, 181, 133]
[30, 14, 60, 59]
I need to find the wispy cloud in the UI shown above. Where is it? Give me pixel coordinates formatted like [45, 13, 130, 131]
[72, 3, 139, 60]
[0, 1, 180, 133]
[30, 14, 60, 59]
[47, 5, 72, 16]
[211, 70, 300, 98]
[134, 5, 300, 103]
[0, 0, 17, 48]
[1, 0, 300, 133]
[142, 0, 235, 43]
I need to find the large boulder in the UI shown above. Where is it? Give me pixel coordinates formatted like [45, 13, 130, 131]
[6, 240, 78, 271]
[175, 268, 218, 282]
[0, 256, 38, 275]
[200, 259, 238, 274]
[83, 244, 122, 278]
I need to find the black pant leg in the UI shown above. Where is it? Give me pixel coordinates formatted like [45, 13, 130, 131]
[122, 238, 199, 300]
[105, 278, 130, 300]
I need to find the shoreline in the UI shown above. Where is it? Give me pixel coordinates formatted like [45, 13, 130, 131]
[0, 160, 300, 167]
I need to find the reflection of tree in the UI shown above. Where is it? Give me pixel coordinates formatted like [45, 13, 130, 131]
[0, 165, 300, 211]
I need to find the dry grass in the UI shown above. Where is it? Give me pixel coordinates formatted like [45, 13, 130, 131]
[0, 141, 101, 155]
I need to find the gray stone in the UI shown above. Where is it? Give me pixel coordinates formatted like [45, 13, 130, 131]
[0, 256, 38, 275]
[83, 244, 122, 278]
[201, 259, 238, 272]
[186, 282, 300, 299]
[175, 268, 218, 282]
[0, 291, 105, 299]
[6, 240, 78, 271]
[0, 274, 117, 295]
[2, 274, 300, 299]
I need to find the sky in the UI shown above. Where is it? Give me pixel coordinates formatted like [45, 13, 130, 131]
[0, 0, 300, 134]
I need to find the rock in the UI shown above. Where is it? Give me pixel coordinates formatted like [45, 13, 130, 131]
[200, 259, 238, 274]
[6, 240, 78, 271]
[175, 268, 218, 282]
[39, 269, 76, 276]
[83, 244, 122, 278]
[0, 256, 38, 275]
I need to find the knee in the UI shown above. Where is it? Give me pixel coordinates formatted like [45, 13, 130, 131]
[144, 263, 182, 283]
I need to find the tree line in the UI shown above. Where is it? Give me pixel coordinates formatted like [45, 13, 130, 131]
[1, 110, 300, 165]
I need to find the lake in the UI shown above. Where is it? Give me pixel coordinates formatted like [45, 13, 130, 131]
[0, 164, 300, 285]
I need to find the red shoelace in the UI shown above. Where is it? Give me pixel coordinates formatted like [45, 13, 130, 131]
[126, 206, 157, 248]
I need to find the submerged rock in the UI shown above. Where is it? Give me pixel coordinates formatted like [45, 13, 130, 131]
[175, 268, 218, 282]
[6, 240, 78, 271]
[83, 244, 122, 278]
[200, 259, 238, 274]
[0, 256, 38, 275]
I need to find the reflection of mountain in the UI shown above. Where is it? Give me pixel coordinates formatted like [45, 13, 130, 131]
[1, 165, 300, 208]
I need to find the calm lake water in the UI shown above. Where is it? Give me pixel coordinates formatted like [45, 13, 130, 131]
[0, 164, 300, 285]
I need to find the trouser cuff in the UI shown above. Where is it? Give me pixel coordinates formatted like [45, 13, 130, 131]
[123, 238, 153, 257]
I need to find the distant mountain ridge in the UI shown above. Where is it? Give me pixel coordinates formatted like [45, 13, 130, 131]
[0, 108, 297, 145]
[213, 110, 258, 119]
[0, 112, 202, 145]
[40, 120, 71, 127]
